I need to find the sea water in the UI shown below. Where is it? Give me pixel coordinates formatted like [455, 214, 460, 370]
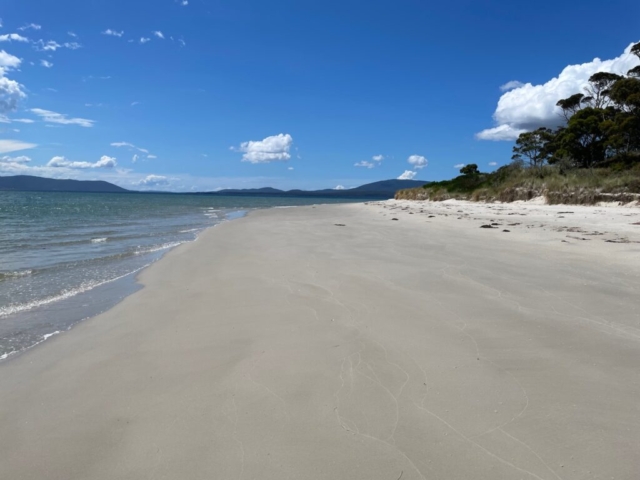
[0, 191, 360, 360]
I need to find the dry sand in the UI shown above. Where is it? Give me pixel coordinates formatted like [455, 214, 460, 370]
[1, 200, 640, 479]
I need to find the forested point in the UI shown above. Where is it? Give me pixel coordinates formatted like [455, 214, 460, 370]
[398, 42, 640, 204]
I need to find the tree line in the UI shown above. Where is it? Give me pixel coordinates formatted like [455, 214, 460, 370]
[511, 42, 640, 171]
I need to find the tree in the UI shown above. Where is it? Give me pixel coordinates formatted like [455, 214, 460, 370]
[460, 164, 479, 175]
[555, 107, 610, 169]
[556, 93, 586, 121]
[512, 128, 555, 169]
[583, 72, 622, 109]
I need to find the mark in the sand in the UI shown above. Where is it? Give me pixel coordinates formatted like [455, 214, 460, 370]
[480, 225, 496, 229]
[567, 235, 590, 241]
[392, 218, 399, 221]
[334, 224, 346, 227]
[503, 230, 510, 233]
[558, 211, 574, 214]
[428, 215, 435, 218]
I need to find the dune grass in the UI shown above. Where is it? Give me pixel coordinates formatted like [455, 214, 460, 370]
[396, 165, 640, 205]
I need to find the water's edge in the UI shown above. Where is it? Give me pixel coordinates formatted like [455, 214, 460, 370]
[0, 209, 250, 364]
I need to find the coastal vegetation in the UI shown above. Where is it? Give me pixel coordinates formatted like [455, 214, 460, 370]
[397, 42, 640, 204]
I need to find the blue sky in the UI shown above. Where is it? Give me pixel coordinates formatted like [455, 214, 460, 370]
[0, 0, 638, 191]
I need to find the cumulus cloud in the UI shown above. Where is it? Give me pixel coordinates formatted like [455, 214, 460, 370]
[397, 170, 417, 180]
[0, 50, 21, 70]
[500, 80, 525, 92]
[0, 139, 36, 154]
[153, 31, 165, 39]
[354, 161, 375, 168]
[40, 59, 53, 68]
[139, 37, 150, 44]
[47, 155, 117, 169]
[454, 163, 465, 169]
[102, 29, 124, 37]
[334, 185, 345, 190]
[31, 108, 95, 127]
[476, 124, 527, 141]
[0, 76, 26, 113]
[477, 43, 640, 141]
[137, 174, 169, 186]
[372, 154, 384, 162]
[234, 133, 293, 163]
[0, 34, 29, 42]
[407, 154, 428, 169]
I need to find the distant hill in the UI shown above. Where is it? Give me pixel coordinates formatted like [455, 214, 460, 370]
[0, 175, 427, 198]
[210, 179, 429, 199]
[0, 175, 129, 193]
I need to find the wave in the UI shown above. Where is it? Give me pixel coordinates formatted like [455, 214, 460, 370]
[0, 330, 62, 361]
[0, 269, 32, 281]
[91, 237, 108, 243]
[0, 266, 150, 318]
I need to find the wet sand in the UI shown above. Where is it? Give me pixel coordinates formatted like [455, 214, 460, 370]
[1, 201, 639, 479]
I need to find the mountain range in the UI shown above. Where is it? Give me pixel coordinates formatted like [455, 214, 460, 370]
[0, 175, 427, 198]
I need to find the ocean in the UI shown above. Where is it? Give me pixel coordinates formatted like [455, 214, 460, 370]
[0, 191, 361, 361]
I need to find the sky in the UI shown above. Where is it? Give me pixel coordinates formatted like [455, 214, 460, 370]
[0, 0, 638, 192]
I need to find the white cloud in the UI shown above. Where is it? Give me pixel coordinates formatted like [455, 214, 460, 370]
[68, 32, 77, 38]
[0, 77, 27, 113]
[137, 174, 169, 186]
[12, 118, 34, 123]
[35, 40, 61, 51]
[131, 101, 140, 106]
[40, 59, 53, 68]
[178, 38, 186, 47]
[0, 155, 31, 163]
[0, 139, 36, 154]
[18, 24, 41, 31]
[31, 108, 95, 127]
[354, 161, 374, 168]
[0, 50, 21, 72]
[102, 29, 124, 37]
[0, 34, 29, 42]
[47, 155, 117, 169]
[63, 42, 81, 50]
[454, 163, 465, 169]
[287, 166, 294, 170]
[234, 133, 293, 163]
[407, 154, 428, 169]
[334, 185, 345, 190]
[477, 43, 640, 141]
[179, 0, 189, 5]
[147, 154, 157, 159]
[132, 154, 139, 163]
[500, 80, 524, 92]
[139, 37, 150, 44]
[488, 162, 498, 166]
[153, 31, 165, 39]
[111, 141, 135, 148]
[475, 124, 527, 142]
[372, 154, 384, 162]
[398, 170, 417, 180]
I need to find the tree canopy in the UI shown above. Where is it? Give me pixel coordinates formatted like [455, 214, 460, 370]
[516, 42, 640, 170]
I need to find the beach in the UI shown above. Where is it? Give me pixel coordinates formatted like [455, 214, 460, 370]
[1, 200, 639, 479]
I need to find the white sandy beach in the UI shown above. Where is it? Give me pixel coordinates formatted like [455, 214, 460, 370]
[1, 200, 639, 479]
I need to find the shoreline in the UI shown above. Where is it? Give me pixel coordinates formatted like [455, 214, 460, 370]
[0, 208, 250, 363]
[1, 202, 639, 479]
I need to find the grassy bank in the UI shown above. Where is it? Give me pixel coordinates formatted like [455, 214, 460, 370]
[396, 165, 640, 205]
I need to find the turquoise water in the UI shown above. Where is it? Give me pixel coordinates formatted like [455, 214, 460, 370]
[0, 191, 361, 360]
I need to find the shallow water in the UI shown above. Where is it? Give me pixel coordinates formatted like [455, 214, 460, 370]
[0, 191, 361, 360]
